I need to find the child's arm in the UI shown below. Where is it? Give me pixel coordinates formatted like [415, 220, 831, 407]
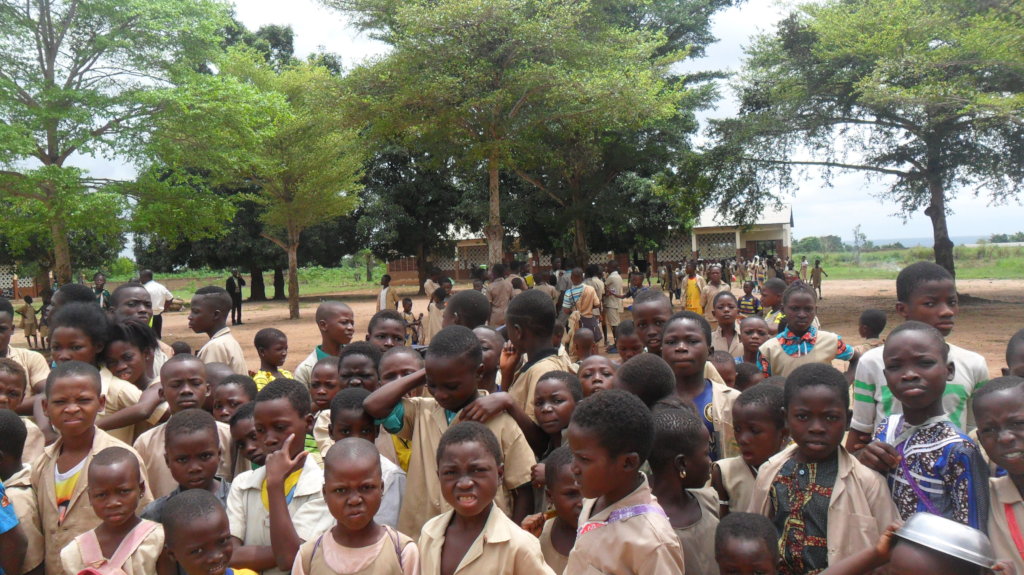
[264, 435, 307, 571]
[819, 524, 896, 575]
[461, 392, 548, 454]
[230, 539, 277, 571]
[96, 385, 163, 431]
[0, 519, 26, 575]
[511, 483, 534, 525]
[710, 463, 730, 518]
[498, 340, 520, 392]
[364, 368, 426, 419]
[854, 440, 900, 474]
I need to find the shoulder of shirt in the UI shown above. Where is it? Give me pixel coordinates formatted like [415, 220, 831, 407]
[232, 467, 267, 490]
[947, 343, 987, 366]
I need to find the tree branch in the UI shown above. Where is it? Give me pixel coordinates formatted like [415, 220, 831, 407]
[260, 232, 288, 251]
[742, 157, 913, 178]
[515, 170, 567, 207]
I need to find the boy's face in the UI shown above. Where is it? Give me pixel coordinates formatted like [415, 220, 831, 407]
[615, 334, 644, 363]
[736, 371, 764, 391]
[88, 461, 143, 528]
[975, 387, 1024, 477]
[379, 353, 422, 385]
[0, 371, 26, 411]
[662, 320, 709, 379]
[714, 360, 737, 388]
[254, 397, 312, 459]
[713, 296, 738, 326]
[104, 341, 151, 386]
[338, 354, 379, 392]
[716, 536, 778, 575]
[438, 440, 502, 518]
[112, 287, 153, 326]
[567, 423, 634, 499]
[367, 319, 405, 353]
[733, 402, 788, 469]
[709, 268, 722, 283]
[761, 289, 781, 308]
[319, 308, 355, 346]
[474, 329, 502, 375]
[324, 454, 383, 532]
[0, 312, 13, 351]
[50, 327, 102, 363]
[161, 360, 210, 414]
[187, 296, 219, 334]
[258, 338, 288, 368]
[212, 384, 250, 424]
[167, 510, 234, 575]
[1006, 344, 1024, 378]
[546, 463, 583, 529]
[310, 365, 343, 412]
[329, 409, 379, 443]
[44, 375, 105, 435]
[785, 385, 848, 463]
[633, 300, 672, 355]
[534, 378, 577, 436]
[897, 279, 958, 336]
[782, 292, 816, 334]
[740, 320, 771, 354]
[165, 428, 221, 491]
[425, 354, 482, 412]
[743, 283, 753, 295]
[882, 331, 952, 413]
[230, 418, 265, 466]
[578, 356, 615, 397]
[402, 300, 413, 313]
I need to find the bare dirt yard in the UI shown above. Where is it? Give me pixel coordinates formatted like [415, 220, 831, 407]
[17, 278, 1022, 378]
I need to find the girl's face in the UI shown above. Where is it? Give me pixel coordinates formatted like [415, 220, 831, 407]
[51, 326, 102, 364]
[782, 292, 816, 334]
[533, 378, 577, 436]
[0, 371, 26, 411]
[257, 338, 288, 368]
[681, 425, 713, 488]
[212, 384, 251, 424]
[733, 402, 788, 469]
[474, 328, 502, 374]
[740, 319, 771, 354]
[577, 357, 616, 396]
[713, 295, 738, 327]
[661, 319, 709, 379]
[310, 365, 342, 412]
[104, 341, 152, 386]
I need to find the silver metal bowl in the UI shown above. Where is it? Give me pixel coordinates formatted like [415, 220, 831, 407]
[896, 512, 996, 568]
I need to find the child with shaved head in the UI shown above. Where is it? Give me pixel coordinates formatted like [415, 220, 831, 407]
[293, 438, 418, 575]
[295, 301, 356, 387]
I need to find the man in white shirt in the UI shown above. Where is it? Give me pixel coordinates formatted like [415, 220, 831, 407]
[140, 269, 174, 338]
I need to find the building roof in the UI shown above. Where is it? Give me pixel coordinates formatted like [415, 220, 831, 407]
[695, 204, 792, 229]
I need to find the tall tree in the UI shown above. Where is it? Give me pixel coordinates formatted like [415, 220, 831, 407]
[708, 0, 1024, 277]
[0, 0, 236, 282]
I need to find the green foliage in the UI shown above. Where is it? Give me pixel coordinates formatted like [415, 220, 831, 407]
[807, 245, 1024, 280]
[989, 232, 1024, 243]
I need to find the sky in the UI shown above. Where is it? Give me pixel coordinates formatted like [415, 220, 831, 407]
[74, 0, 1022, 245]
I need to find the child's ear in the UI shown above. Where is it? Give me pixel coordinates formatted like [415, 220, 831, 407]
[673, 453, 686, 476]
[164, 545, 177, 565]
[474, 361, 485, 384]
[1004, 367, 1012, 376]
[894, 301, 909, 319]
[497, 461, 505, 482]
[946, 361, 956, 382]
[158, 387, 165, 402]
[327, 423, 335, 441]
[622, 452, 640, 473]
[98, 394, 107, 413]
[304, 413, 314, 435]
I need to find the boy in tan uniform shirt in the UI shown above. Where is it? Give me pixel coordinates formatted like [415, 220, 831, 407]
[564, 390, 685, 575]
[366, 326, 535, 536]
[190, 286, 248, 375]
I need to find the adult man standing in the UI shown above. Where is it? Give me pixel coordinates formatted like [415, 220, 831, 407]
[602, 261, 625, 351]
[376, 274, 400, 312]
[226, 268, 246, 325]
[140, 269, 174, 338]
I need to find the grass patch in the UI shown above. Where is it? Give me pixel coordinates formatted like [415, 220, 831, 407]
[798, 245, 1024, 280]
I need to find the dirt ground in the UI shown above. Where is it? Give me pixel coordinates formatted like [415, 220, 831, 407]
[17, 278, 1023, 377]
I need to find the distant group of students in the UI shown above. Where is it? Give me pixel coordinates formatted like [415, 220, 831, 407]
[0, 259, 1021, 575]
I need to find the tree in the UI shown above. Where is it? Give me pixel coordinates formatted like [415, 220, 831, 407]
[0, 0, 237, 282]
[708, 0, 1024, 277]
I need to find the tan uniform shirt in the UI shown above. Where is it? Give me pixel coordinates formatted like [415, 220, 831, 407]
[539, 518, 569, 575]
[508, 352, 574, 424]
[197, 327, 248, 375]
[377, 286, 400, 312]
[133, 420, 236, 499]
[709, 380, 740, 459]
[674, 487, 719, 575]
[5, 346, 50, 396]
[22, 417, 44, 465]
[565, 476, 685, 575]
[227, 455, 334, 575]
[700, 282, 731, 327]
[747, 444, 898, 566]
[60, 521, 164, 575]
[487, 278, 514, 327]
[988, 476, 1024, 574]
[419, 505, 555, 575]
[758, 330, 847, 377]
[31, 429, 153, 575]
[392, 397, 535, 535]
[534, 283, 559, 306]
[714, 456, 757, 513]
[711, 328, 743, 358]
[4, 465, 44, 573]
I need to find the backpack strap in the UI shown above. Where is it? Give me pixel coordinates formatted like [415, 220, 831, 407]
[106, 520, 159, 572]
[384, 526, 410, 570]
[77, 530, 106, 569]
[300, 534, 325, 574]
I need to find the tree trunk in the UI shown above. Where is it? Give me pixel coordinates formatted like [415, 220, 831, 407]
[272, 268, 286, 300]
[249, 265, 267, 301]
[286, 227, 301, 319]
[925, 178, 956, 278]
[485, 153, 504, 265]
[416, 242, 428, 296]
[50, 214, 72, 284]
[571, 186, 590, 266]
[365, 253, 374, 284]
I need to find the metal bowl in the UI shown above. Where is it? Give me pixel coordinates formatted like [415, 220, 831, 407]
[895, 513, 996, 568]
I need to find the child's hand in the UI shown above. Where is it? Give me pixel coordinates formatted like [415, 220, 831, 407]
[856, 440, 900, 473]
[499, 341, 520, 372]
[874, 522, 899, 561]
[531, 463, 546, 489]
[264, 434, 306, 488]
[993, 561, 1018, 575]
[461, 393, 511, 423]
[520, 512, 546, 537]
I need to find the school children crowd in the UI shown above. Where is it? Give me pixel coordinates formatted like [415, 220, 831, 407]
[0, 259, 1020, 575]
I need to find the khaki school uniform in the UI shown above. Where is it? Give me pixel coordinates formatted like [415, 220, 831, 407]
[60, 521, 164, 575]
[389, 396, 535, 536]
[133, 420, 236, 498]
[22, 417, 44, 465]
[699, 282, 731, 328]
[487, 278, 514, 327]
[674, 487, 719, 575]
[31, 429, 153, 575]
[711, 328, 743, 358]
[539, 518, 569, 575]
[4, 464, 44, 573]
[312, 410, 399, 465]
[377, 285, 401, 312]
[98, 367, 145, 444]
[508, 352, 573, 424]
[197, 327, 248, 375]
[747, 444, 898, 566]
[988, 476, 1024, 574]
[603, 271, 624, 328]
[5, 345, 50, 396]
[565, 476, 685, 575]
[708, 380, 740, 459]
[714, 456, 757, 513]
[758, 330, 849, 378]
[227, 454, 334, 575]
[419, 504, 555, 575]
[535, 283, 559, 306]
[294, 526, 418, 575]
